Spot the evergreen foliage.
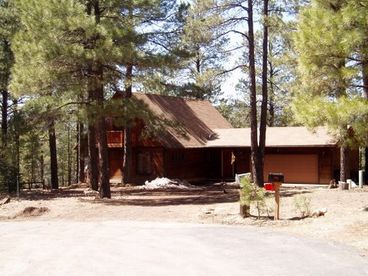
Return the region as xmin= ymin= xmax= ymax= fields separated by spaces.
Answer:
xmin=293 ymin=0 xmax=368 ymax=147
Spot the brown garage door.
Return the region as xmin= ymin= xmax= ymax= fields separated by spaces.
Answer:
xmin=264 ymin=154 xmax=319 ymax=184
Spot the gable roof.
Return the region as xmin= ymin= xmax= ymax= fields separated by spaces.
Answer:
xmin=132 ymin=93 xmax=232 ymax=148
xmin=206 ymin=127 xmax=337 ymax=148
xmin=113 ymin=93 xmax=336 ymax=149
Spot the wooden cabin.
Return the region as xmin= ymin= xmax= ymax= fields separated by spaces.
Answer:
xmin=107 ymin=93 xmax=359 ymax=184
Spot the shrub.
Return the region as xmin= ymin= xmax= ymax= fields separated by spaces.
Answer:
xmin=239 ymin=176 xmax=267 ymax=218
xmin=293 ymin=195 xmax=311 ymax=217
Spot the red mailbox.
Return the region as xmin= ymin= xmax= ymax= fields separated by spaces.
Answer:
xmin=264 ymin=183 xmax=274 ymax=191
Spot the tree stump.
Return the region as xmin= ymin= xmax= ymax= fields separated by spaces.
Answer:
xmin=339 ymin=181 xmax=349 ymax=190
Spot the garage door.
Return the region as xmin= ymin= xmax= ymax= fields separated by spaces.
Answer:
xmin=264 ymin=154 xmax=319 ymax=184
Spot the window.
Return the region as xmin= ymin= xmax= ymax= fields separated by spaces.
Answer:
xmin=137 ymin=151 xmax=152 ymax=175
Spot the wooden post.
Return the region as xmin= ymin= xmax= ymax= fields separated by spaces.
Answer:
xmin=274 ymin=182 xmax=281 ymax=220
xmin=268 ymin=173 xmax=284 ymax=221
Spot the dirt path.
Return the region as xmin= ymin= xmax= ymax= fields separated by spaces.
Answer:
xmin=1 ymin=185 xmax=367 ymax=256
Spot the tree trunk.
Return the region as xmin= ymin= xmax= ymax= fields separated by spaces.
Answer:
xmin=40 ymin=155 xmax=45 ymax=188
xmin=87 ymin=124 xmax=99 ymax=190
xmin=268 ymin=61 xmax=275 ymax=127
xmin=247 ymin=0 xmax=261 ymax=186
xmin=67 ymin=125 xmax=72 ymax=186
xmin=1 ymin=89 xmax=8 ymax=147
xmin=257 ymin=0 xmax=269 ymax=188
xmin=96 ymin=114 xmax=110 ymax=198
xmin=340 ymin=146 xmax=349 ymax=182
xmin=122 ymin=64 xmax=133 ymax=184
xmin=86 ymin=72 xmax=99 ymax=191
xmin=77 ymin=122 xmax=86 ymax=183
xmin=94 ymin=64 xmax=110 ymax=198
xmin=48 ymin=120 xmax=59 ymax=190
xmin=362 ymin=58 xmax=368 ymax=182
xmin=76 ymin=123 xmax=79 ymax=183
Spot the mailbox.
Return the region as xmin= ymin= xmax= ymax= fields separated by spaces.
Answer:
xmin=264 ymin=183 xmax=274 ymax=191
xmin=268 ymin=173 xmax=284 ymax=183
xmin=267 ymin=173 xmax=284 ymax=221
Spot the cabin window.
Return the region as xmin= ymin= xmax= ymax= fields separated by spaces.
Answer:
xmin=171 ymin=151 xmax=184 ymax=162
xmin=137 ymin=151 xmax=152 ymax=175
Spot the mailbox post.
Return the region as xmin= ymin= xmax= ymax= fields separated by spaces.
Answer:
xmin=268 ymin=173 xmax=284 ymax=220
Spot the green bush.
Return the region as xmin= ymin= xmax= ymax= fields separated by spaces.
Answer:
xmin=293 ymin=195 xmax=311 ymax=217
xmin=239 ymin=176 xmax=267 ymax=218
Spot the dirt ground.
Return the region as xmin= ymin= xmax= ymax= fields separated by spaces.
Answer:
xmin=1 ymin=183 xmax=367 ymax=256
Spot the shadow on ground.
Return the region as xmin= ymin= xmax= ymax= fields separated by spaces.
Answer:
xmin=82 ymin=189 xmax=240 ymax=207
xmin=3 ymin=185 xmax=241 ymax=206
xmin=2 ymin=185 xmax=314 ymax=207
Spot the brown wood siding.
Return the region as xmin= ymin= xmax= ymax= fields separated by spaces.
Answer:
xmin=331 ymin=148 xmax=360 ymax=182
xmin=234 ymin=149 xmax=251 ymax=174
xmin=165 ymin=149 xmax=208 ymax=179
xmin=109 ymin=148 xmax=123 ymax=180
xmin=222 ymin=150 xmax=234 ymax=178
xmin=319 ymin=149 xmax=333 ymax=184
xmin=131 ymin=147 xmax=164 ymax=184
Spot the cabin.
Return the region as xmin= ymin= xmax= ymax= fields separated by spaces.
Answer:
xmin=107 ymin=93 xmax=359 ymax=184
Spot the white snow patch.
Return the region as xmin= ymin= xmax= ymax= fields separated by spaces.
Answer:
xmin=141 ymin=177 xmax=196 ymax=190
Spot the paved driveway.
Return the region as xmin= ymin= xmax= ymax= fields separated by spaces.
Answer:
xmin=0 ymin=221 xmax=367 ymax=276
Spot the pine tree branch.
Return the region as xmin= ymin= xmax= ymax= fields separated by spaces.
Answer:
xmin=217 ymin=30 xmax=248 ymax=40
xmin=216 ymin=64 xmax=246 ymax=76
xmin=55 ymin=101 xmax=89 ymax=111
xmin=220 ymin=3 xmax=248 ymax=12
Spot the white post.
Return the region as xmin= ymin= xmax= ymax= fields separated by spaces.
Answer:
xmin=347 ymin=179 xmax=352 ymax=189
xmin=359 ymin=170 xmax=364 ymax=188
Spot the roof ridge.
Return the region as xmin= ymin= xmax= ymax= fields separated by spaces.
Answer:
xmin=133 ymin=92 xmax=212 ymax=103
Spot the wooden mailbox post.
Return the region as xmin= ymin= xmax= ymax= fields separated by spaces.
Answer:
xmin=268 ymin=173 xmax=284 ymax=220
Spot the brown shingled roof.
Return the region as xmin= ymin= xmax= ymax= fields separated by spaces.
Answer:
xmin=114 ymin=93 xmax=336 ymax=149
xmin=207 ymin=127 xmax=337 ymax=148
xmin=132 ymin=93 xmax=232 ymax=148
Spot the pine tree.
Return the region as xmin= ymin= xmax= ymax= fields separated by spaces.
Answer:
xmin=176 ymin=0 xmax=230 ymax=101
xmin=293 ymin=0 xmax=368 ymax=182
xmin=0 ymin=0 xmax=17 ymax=147
xmin=11 ymin=0 xmax=184 ymax=196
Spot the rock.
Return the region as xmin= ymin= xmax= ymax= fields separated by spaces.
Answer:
xmin=0 ymin=197 xmax=10 ymax=205
xmin=203 ymin=208 xmax=214 ymax=214
xmin=311 ymin=208 xmax=328 ymax=217
xmin=19 ymin=207 xmax=49 ymax=217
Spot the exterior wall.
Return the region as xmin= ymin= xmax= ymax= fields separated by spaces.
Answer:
xmin=109 ymin=148 xmax=123 ymax=181
xmin=107 ymin=124 xmax=360 ymax=184
xmin=331 ymin=148 xmax=360 ymax=182
xmin=131 ymin=147 xmax=165 ymax=184
xmin=163 ymin=148 xmax=251 ymax=181
xmin=164 ymin=148 xmax=208 ymax=180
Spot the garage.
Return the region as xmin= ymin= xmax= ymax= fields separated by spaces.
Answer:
xmin=264 ymin=154 xmax=319 ymax=184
